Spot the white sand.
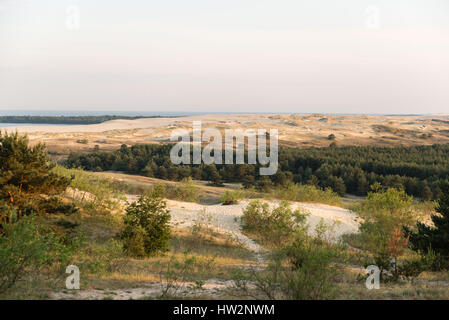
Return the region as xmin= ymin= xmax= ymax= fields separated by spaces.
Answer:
xmin=126 ymin=196 xmax=360 ymax=254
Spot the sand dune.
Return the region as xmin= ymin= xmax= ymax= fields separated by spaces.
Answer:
xmin=4 ymin=113 xmax=449 ymax=156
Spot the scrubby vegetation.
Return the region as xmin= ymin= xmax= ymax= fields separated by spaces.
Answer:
xmin=0 ymin=132 xmax=77 ymax=295
xmin=121 ymin=186 xmax=171 ymax=257
xmin=169 ymin=177 xmax=199 ymax=203
xmin=267 ymin=183 xmax=342 ymax=206
xmin=66 ymin=143 xmax=449 ymax=199
xmin=0 ymin=214 xmax=73 ymax=293
xmin=235 ymin=200 xmax=345 ymax=299
xmin=3 ymin=130 xmax=449 ymax=300
xmin=53 ymin=166 xmax=125 ymax=211
xmin=344 ymin=185 xmax=444 ymax=282
xmin=220 ymin=190 xmax=247 ymax=205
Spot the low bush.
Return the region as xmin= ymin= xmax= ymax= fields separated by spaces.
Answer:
xmin=233 ymin=236 xmax=341 ymax=300
xmin=39 ymin=197 xmax=79 ymax=215
xmin=171 ymin=178 xmax=199 ymax=202
xmin=220 ymin=190 xmax=245 ymax=205
xmin=0 ymin=214 xmax=72 ymax=293
xmin=158 ymin=253 xmax=215 ymax=298
xmin=241 ymin=200 xmax=308 ymax=246
xmin=121 ymin=186 xmax=171 ymax=257
xmin=53 ymin=166 xmax=125 ymax=211
xmin=269 ymin=183 xmax=342 ymax=206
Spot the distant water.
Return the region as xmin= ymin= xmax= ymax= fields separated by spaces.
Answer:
xmin=0 ymin=110 xmax=203 ymax=117
xmin=0 ymin=110 xmax=436 ymax=117
xmin=0 ymin=123 xmax=75 ymax=127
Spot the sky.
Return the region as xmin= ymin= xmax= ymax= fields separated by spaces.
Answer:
xmin=0 ymin=0 xmax=448 ymax=114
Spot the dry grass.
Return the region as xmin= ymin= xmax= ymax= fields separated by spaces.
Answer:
xmin=337 ymin=267 xmax=449 ymax=300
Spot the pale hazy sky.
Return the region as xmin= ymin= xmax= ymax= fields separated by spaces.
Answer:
xmin=0 ymin=0 xmax=448 ymax=114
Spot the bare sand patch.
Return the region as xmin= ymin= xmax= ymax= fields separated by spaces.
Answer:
xmin=126 ymin=197 xmax=360 ymax=255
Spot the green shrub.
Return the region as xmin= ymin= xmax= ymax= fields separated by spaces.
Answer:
xmin=121 ymin=186 xmax=171 ymax=256
xmin=77 ymin=239 xmax=128 ymax=275
xmin=352 ymin=187 xmax=416 ymax=262
xmin=53 ymin=166 xmax=124 ymax=211
xmin=354 ymin=186 xmax=416 ymax=234
xmin=281 ymin=239 xmax=340 ymax=299
xmin=397 ymin=257 xmax=426 ymax=281
xmin=39 ymin=197 xmax=79 ymax=215
xmin=123 ymin=226 xmax=146 ymax=258
xmin=0 ymin=214 xmax=72 ymax=293
xmin=242 ymin=200 xmax=308 ymax=246
xmin=171 ymin=178 xmax=199 ymax=202
xmin=220 ymin=190 xmax=244 ymax=205
xmin=269 ymin=183 xmax=342 ymax=206
xmin=233 ymin=236 xmax=340 ymax=300
xmin=158 ymin=253 xmax=215 ymax=298
xmin=349 ymin=186 xmax=426 ymax=282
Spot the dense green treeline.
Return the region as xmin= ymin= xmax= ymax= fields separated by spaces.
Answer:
xmin=0 ymin=115 xmax=164 ymax=125
xmin=64 ymin=143 xmax=449 ymax=199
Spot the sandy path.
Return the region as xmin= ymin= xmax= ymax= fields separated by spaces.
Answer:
xmin=50 ymin=279 xmax=236 ymax=300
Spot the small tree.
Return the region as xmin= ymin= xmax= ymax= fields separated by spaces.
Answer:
xmin=0 ymin=131 xmax=71 ymax=223
xmin=207 ymin=165 xmax=221 ymax=185
xmin=121 ymin=185 xmax=171 ymax=257
xmin=354 ymin=186 xmax=416 ymax=280
xmin=406 ymin=182 xmax=449 ymax=266
xmin=355 ymin=186 xmax=416 ymax=237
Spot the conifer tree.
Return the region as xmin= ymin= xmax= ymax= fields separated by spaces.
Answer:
xmin=0 ymin=131 xmax=71 ymax=221
xmin=406 ymin=182 xmax=449 ymax=258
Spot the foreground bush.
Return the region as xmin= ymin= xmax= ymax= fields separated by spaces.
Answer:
xmin=233 ymin=232 xmax=341 ymax=300
xmin=121 ymin=186 xmax=171 ymax=257
xmin=0 ymin=213 xmax=72 ymax=293
xmin=351 ymin=185 xmax=424 ymax=281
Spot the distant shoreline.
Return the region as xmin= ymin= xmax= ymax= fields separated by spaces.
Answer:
xmin=0 ymin=115 xmax=178 ymax=125
xmin=0 ymin=110 xmax=447 ymax=118
xmin=0 ymin=112 xmax=448 ymax=127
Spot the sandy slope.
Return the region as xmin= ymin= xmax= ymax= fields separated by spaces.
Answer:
xmin=52 ymin=195 xmax=359 ymax=300
xmin=126 ymin=196 xmax=360 ymax=254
